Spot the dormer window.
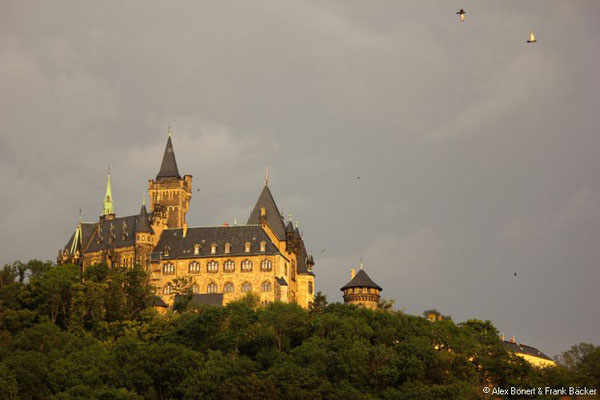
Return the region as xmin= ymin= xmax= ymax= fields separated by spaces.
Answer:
xmin=260 ymin=241 xmax=266 ymax=252
xmin=194 ymin=244 xmax=201 ymax=255
xmin=224 ymin=243 xmax=231 ymax=254
xmin=164 ymin=246 xmax=171 ymax=257
xmin=245 ymin=242 xmax=251 ymax=253
xmin=210 ymin=243 xmax=217 ymax=255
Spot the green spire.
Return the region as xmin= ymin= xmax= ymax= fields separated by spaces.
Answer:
xmin=103 ymin=166 xmax=114 ymax=216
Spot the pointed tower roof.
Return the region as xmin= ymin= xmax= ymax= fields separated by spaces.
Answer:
xmin=136 ymin=204 xmax=152 ymax=233
xmin=341 ymin=269 xmax=382 ymax=291
xmin=156 ymin=134 xmax=181 ymax=180
xmin=103 ymin=167 xmax=114 ymax=215
xmin=247 ymin=184 xmax=286 ymax=240
xmin=285 ymin=220 xmax=295 ymax=234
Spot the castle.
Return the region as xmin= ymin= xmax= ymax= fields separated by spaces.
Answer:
xmin=58 ymin=128 xmax=315 ymax=308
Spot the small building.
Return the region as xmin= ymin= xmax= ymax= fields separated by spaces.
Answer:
xmin=340 ymin=260 xmax=382 ymax=309
xmin=501 ymin=335 xmax=556 ymax=368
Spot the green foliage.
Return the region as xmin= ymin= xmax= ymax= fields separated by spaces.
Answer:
xmin=0 ymin=259 xmax=597 ymax=399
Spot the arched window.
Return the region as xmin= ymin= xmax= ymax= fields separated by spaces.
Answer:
xmin=241 ymin=259 xmax=253 ymax=272
xmin=207 ymin=261 xmax=218 ymax=273
xmin=207 ymin=282 xmax=218 ymax=293
xmin=189 ymin=261 xmax=201 ymax=274
xmin=163 ymin=246 xmax=171 ymax=257
xmin=241 ymin=282 xmax=252 ymax=293
xmin=261 ymin=281 xmax=272 ymax=292
xmin=224 ymin=282 xmax=234 ymax=293
xmin=192 ymin=284 xmax=199 ymax=294
xmin=163 ymin=263 xmax=175 ymax=275
xmin=194 ymin=244 xmax=201 ymax=255
xmin=308 ymin=281 xmax=313 ymax=295
xmin=260 ymin=260 xmax=272 ymax=272
xmin=210 ymin=243 xmax=217 ymax=255
xmin=244 ymin=242 xmax=251 ymax=253
xmin=224 ymin=243 xmax=231 ymax=254
xmin=223 ymin=260 xmax=235 ymax=273
xmin=163 ymin=284 xmax=173 ymax=295
xmin=260 ymin=241 xmax=266 ymax=252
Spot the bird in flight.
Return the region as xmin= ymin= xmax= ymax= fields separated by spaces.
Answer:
xmin=527 ymin=32 xmax=537 ymax=43
xmin=320 ymin=249 xmax=326 ymax=253
xmin=514 ymin=272 xmax=517 ymax=277
xmin=356 ymin=176 xmax=360 ymax=180
xmin=457 ymin=9 xmax=466 ymax=22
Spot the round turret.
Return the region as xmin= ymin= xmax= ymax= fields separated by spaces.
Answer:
xmin=340 ymin=261 xmax=382 ymax=309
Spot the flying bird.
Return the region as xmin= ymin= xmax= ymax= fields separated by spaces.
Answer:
xmin=514 ymin=272 xmax=517 ymax=277
xmin=457 ymin=9 xmax=466 ymax=22
xmin=527 ymin=32 xmax=537 ymax=43
xmin=320 ymin=249 xmax=326 ymax=253
xmin=356 ymin=176 xmax=360 ymax=180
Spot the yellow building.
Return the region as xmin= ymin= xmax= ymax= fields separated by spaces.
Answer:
xmin=340 ymin=261 xmax=382 ymax=309
xmin=501 ymin=336 xmax=557 ymax=368
xmin=59 ymin=129 xmax=316 ymax=309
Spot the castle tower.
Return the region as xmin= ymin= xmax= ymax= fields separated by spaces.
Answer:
xmin=148 ymin=127 xmax=192 ymax=229
xmin=134 ymin=200 xmax=154 ymax=270
xmin=341 ymin=260 xmax=382 ymax=309
xmin=102 ymin=167 xmax=115 ymax=220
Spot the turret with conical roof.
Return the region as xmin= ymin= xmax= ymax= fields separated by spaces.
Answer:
xmin=341 ymin=260 xmax=382 ymax=309
xmin=135 ymin=204 xmax=152 ymax=233
xmin=148 ymin=126 xmax=192 ymax=229
xmin=247 ymin=183 xmax=286 ymax=241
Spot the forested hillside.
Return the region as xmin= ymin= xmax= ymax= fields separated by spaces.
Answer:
xmin=0 ymin=261 xmax=597 ymax=399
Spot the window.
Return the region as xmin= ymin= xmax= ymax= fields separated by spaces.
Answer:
xmin=291 ymin=260 xmax=296 ymax=281
xmin=245 ymin=242 xmax=251 ymax=253
xmin=189 ymin=261 xmax=201 ymax=274
xmin=207 ymin=261 xmax=218 ymax=273
xmin=224 ymin=282 xmax=234 ymax=293
xmin=194 ymin=244 xmax=201 ymax=255
xmin=223 ymin=260 xmax=235 ymax=273
xmin=261 ymin=281 xmax=272 ymax=292
xmin=241 ymin=282 xmax=252 ymax=293
xmin=284 ymin=263 xmax=288 ymax=276
xmin=163 ymin=263 xmax=175 ymax=275
xmin=207 ymin=282 xmax=218 ymax=293
xmin=163 ymin=246 xmax=170 ymax=257
xmin=260 ymin=241 xmax=266 ymax=252
xmin=308 ymin=281 xmax=313 ymax=295
xmin=192 ymin=284 xmax=199 ymax=294
xmin=210 ymin=243 xmax=217 ymax=255
xmin=260 ymin=260 xmax=272 ymax=272
xmin=224 ymin=243 xmax=231 ymax=254
xmin=241 ymin=259 xmax=253 ymax=272
xmin=163 ymin=284 xmax=173 ymax=295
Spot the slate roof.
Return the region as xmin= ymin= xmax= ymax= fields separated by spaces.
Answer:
xmin=64 ymin=222 xmax=96 ymax=253
xmin=247 ymin=185 xmax=286 ymax=240
xmin=340 ymin=269 xmax=382 ymax=291
xmin=156 ymin=136 xmax=181 ymax=179
xmin=153 ymin=296 xmax=168 ymax=308
xmin=81 ymin=212 xmax=153 ymax=253
xmin=175 ymin=293 xmax=224 ymax=307
xmin=154 ymin=225 xmax=281 ymax=259
xmin=276 ymin=276 xmax=288 ymax=286
xmin=296 ymin=239 xmax=313 ymax=275
xmin=502 ymin=340 xmax=554 ymax=361
xmin=135 ymin=205 xmax=153 ymax=233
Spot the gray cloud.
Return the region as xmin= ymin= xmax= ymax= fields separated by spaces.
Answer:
xmin=1 ymin=0 xmax=599 ymax=356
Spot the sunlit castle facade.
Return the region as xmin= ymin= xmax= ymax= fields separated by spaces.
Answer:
xmin=58 ymin=127 xmax=316 ymax=308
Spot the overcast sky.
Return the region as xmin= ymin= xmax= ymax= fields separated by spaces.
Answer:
xmin=2 ymin=1 xmax=599 ymax=356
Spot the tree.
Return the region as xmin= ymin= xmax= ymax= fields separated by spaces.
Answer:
xmin=308 ymin=291 xmax=328 ymax=314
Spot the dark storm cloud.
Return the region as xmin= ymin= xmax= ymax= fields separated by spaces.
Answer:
xmin=1 ymin=1 xmax=599 ymax=356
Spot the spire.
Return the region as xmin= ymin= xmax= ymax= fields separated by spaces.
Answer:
xmin=103 ymin=166 xmax=114 ymax=216
xmin=359 ymin=258 xmax=364 ymax=270
xmin=265 ymin=165 xmax=269 ymax=186
xmin=156 ymin=127 xmax=181 ymax=179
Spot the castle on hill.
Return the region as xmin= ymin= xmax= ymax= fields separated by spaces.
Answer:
xmin=58 ymin=128 xmax=315 ymax=308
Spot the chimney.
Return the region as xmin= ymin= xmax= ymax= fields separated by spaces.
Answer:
xmin=350 ymin=268 xmax=356 ymax=279
xmin=500 ymin=333 xmax=505 ymax=342
xmin=223 ymin=222 xmax=229 ymax=227
xmin=509 ymin=335 xmax=516 ymax=343
xmin=182 ymin=223 xmax=188 ymax=238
